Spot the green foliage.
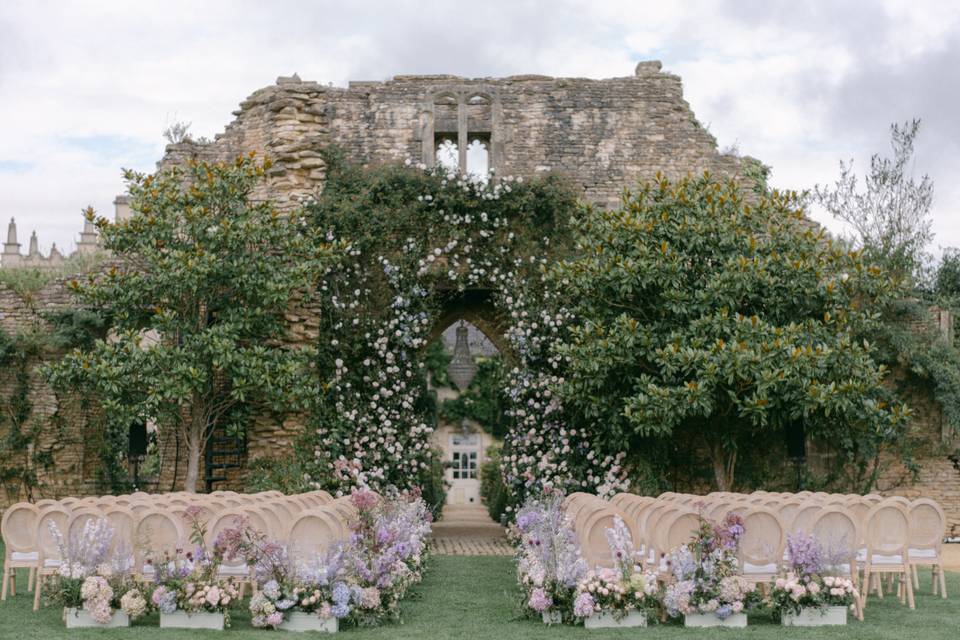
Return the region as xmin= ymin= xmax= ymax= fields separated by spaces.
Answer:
xmin=479 ymin=446 xmax=508 ymax=522
xmin=296 ymin=149 xmax=577 ymax=497
xmin=814 ymin=119 xmax=933 ymax=284
xmin=44 ymin=155 xmax=335 ymax=491
xmin=244 ymin=456 xmax=313 ymax=494
xmin=0 ymin=328 xmax=49 ymax=500
xmin=0 ymin=252 xmax=105 ymax=300
xmin=438 ymin=356 xmax=508 ymax=438
xmin=419 ymin=447 xmax=449 ymax=520
xmin=424 ymin=339 xmax=452 ymax=387
xmin=553 ymin=173 xmax=909 ymax=490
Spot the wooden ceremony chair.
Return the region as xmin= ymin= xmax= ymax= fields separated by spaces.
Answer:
xmin=908 ymin=498 xmax=948 ymax=599
xmin=32 ymin=506 xmax=70 ymax=610
xmin=862 ymin=502 xmax=914 ymax=610
xmin=1 ymin=502 xmax=40 ymax=601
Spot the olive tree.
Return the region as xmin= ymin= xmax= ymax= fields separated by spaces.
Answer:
xmin=47 ymin=155 xmax=333 ymax=491
xmin=554 ymin=173 xmax=908 ymax=490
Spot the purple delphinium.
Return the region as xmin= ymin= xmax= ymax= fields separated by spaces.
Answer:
xmin=786 ymin=532 xmax=823 ymax=577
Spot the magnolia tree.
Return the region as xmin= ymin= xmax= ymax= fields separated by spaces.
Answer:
xmin=47 ymin=156 xmax=333 ymax=491
xmin=552 ymin=173 xmax=909 ymax=490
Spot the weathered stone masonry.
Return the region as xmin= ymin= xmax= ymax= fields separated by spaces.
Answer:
xmin=2 ymin=64 xmax=957 ymax=530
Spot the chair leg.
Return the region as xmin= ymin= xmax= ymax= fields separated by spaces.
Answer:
xmin=32 ymin=574 xmax=42 ymax=611
xmin=1 ymin=565 xmax=9 ymax=602
xmin=932 ymin=565 xmax=939 ymax=596
xmin=27 ymin=567 xmax=35 ymax=592
xmin=862 ymin=567 xmax=871 ymax=608
xmin=8 ymin=570 xmax=14 ymax=598
xmin=876 ymin=571 xmax=884 ymax=599
xmin=938 ymin=563 xmax=947 ymax=599
xmin=912 ymin=564 xmax=920 ymax=590
xmin=905 ymin=568 xmax=915 ymax=610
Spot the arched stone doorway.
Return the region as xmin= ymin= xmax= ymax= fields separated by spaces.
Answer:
xmin=426 ymin=289 xmax=508 ymax=506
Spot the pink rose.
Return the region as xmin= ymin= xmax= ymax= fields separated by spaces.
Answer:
xmin=206 ymin=586 xmax=221 ymax=606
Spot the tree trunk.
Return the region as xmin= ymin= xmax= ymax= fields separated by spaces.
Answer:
xmin=184 ymin=436 xmax=201 ymax=493
xmin=711 ymin=453 xmax=729 ymax=491
xmin=182 ymin=400 xmax=207 ymax=493
xmin=710 ymin=442 xmax=737 ymax=492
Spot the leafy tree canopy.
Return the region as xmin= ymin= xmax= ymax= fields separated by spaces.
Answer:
xmin=553 ymin=173 xmax=909 ymax=490
xmin=45 ymin=155 xmax=335 ymax=491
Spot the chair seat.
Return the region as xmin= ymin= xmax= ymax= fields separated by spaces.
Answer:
xmin=43 ymin=559 xmax=61 ymax=568
xmin=908 ymin=548 xmax=938 ymax=560
xmin=10 ymin=552 xmax=39 ymax=562
xmin=743 ymin=562 xmax=778 ymax=575
xmin=869 ymin=554 xmax=904 ymax=565
xmin=218 ymin=564 xmax=249 ymax=577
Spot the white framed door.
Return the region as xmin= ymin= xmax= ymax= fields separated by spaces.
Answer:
xmin=448 ymin=432 xmax=481 ymax=504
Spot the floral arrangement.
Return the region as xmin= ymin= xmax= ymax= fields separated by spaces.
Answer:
xmin=770 ymin=533 xmax=859 ymax=616
xmin=571 ymin=516 xmax=660 ymax=622
xmin=511 ymin=492 xmax=587 ymax=622
xmin=214 ymin=514 xmax=354 ymax=629
xmin=340 ymin=488 xmax=432 ymax=626
xmin=46 ymin=517 xmax=147 ymax=624
xmin=663 ymin=513 xmax=758 ymax=620
xmin=147 ymin=507 xmax=240 ymax=622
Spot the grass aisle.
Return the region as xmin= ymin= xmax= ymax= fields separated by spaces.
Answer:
xmin=0 ymin=554 xmax=958 ymax=639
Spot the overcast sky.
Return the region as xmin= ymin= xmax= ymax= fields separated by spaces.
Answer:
xmin=1 ymin=0 xmax=958 ymax=256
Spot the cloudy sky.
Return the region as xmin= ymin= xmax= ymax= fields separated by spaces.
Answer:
xmin=1 ymin=0 xmax=958 ymax=256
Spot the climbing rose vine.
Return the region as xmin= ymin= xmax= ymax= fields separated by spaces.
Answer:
xmin=298 ymin=151 xmax=627 ymax=507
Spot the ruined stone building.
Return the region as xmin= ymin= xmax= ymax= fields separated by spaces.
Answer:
xmin=1 ymin=63 xmax=957 ymax=529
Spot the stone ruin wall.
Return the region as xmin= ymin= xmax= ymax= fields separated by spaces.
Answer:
xmin=0 ymin=279 xmax=104 ymax=505
xmin=1 ymin=64 xmax=957 ymax=519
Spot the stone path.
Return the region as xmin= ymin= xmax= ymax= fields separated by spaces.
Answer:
xmin=430 ymin=504 xmax=513 ymax=556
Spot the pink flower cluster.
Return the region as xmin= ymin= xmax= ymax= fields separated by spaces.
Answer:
xmin=80 ymin=576 xmax=113 ymax=624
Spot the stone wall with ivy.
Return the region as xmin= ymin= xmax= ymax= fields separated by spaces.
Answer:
xmin=0 ymin=279 xmax=102 ymax=505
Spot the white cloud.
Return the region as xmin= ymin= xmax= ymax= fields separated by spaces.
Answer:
xmin=1 ymin=0 xmax=959 ymax=256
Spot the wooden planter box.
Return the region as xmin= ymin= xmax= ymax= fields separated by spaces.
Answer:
xmin=64 ymin=607 xmax=129 ymax=628
xmin=279 ymin=612 xmax=339 ymax=633
xmin=160 ymin=610 xmax=226 ymax=630
xmin=782 ymin=606 xmax=848 ymax=626
xmin=542 ymin=610 xmax=562 ymax=625
xmin=584 ymin=610 xmax=647 ymax=629
xmin=684 ymin=612 xmax=747 ymax=628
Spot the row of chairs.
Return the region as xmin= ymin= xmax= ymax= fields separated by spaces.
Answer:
xmin=563 ymin=490 xmax=949 ymax=618
xmin=1 ymin=489 xmax=358 ymax=611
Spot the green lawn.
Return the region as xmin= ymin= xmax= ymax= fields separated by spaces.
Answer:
xmin=0 ymin=552 xmax=958 ymax=639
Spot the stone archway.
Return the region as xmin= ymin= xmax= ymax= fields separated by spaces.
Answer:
xmin=425 ymin=288 xmax=513 ymax=363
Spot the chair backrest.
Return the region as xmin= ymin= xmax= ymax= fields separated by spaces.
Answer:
xmin=65 ymin=509 xmax=107 ymax=550
xmin=775 ymin=499 xmax=806 ymax=532
xmin=102 ymin=507 xmax=137 ymax=558
xmin=287 ymin=508 xmax=346 ymax=562
xmin=865 ymin=503 xmax=910 ymax=557
xmin=908 ymin=498 xmax=945 ymax=551
xmin=1 ymin=502 xmax=40 ymax=553
xmin=135 ymin=510 xmax=184 ymax=559
xmin=36 ymin=506 xmax=71 ymax=562
xmin=790 ymin=503 xmax=821 ymax=534
xmin=809 ymin=507 xmax=859 ymax=571
xmin=740 ymin=507 xmax=784 ymax=567
xmin=660 ymin=510 xmax=701 ymax=557
xmin=579 ymin=507 xmax=620 ymax=569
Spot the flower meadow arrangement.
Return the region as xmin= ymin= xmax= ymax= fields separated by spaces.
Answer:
xmin=213 ymin=514 xmax=354 ymax=629
xmin=512 ymin=494 xmax=658 ymax=626
xmin=46 ymin=517 xmax=148 ymax=626
xmin=148 ymin=507 xmax=240 ymax=625
xmin=770 ymin=532 xmax=859 ymax=622
xmin=512 ymin=493 xmax=587 ymax=623
xmin=341 ymin=488 xmax=432 ymax=626
xmin=663 ymin=513 xmax=758 ymax=622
